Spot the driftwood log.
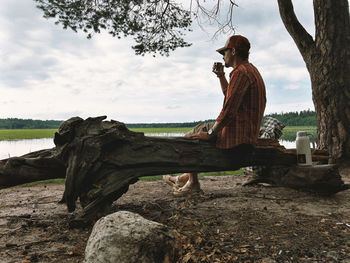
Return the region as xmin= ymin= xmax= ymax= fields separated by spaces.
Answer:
xmin=0 ymin=116 xmax=348 ymax=225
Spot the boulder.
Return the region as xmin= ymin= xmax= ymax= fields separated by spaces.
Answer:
xmin=84 ymin=211 xmax=178 ymax=263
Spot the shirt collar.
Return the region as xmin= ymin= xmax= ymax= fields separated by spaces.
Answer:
xmin=229 ymin=60 xmax=249 ymax=77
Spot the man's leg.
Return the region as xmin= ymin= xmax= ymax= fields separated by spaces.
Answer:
xmin=162 ymin=122 xmax=214 ymax=195
xmin=163 ymin=173 xmax=189 ymax=188
xmin=162 ymin=129 xmax=194 ymax=189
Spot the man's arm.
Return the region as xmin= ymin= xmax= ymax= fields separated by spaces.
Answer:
xmin=191 ymin=70 xmax=250 ymax=141
xmin=212 ymin=70 xmax=251 ymax=134
xmin=217 ymin=73 xmax=228 ymax=95
xmin=212 ymin=64 xmax=228 ymax=95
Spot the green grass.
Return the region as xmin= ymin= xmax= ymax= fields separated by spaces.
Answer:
xmin=0 ymin=126 xmax=317 ymax=141
xmin=0 ymin=129 xmax=57 ymax=141
xmin=139 ymin=169 xmax=244 ymax=181
xmin=20 ymin=169 xmax=244 ymax=186
xmin=283 ymin=126 xmax=316 ymax=131
xmin=281 ymin=126 xmax=316 ymax=142
xmin=21 ymin=178 xmax=65 ymax=187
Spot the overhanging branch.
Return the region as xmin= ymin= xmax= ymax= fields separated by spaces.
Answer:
xmin=277 ymin=0 xmax=315 ymax=61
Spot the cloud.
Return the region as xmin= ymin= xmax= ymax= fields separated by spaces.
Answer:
xmin=0 ymin=0 xmax=315 ymax=122
xmin=266 ymin=101 xmax=315 ymax=114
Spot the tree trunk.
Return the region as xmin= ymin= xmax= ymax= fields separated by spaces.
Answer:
xmin=277 ymin=0 xmax=350 ymax=164
xmin=53 ymin=117 xmax=347 ymax=225
xmin=0 ymin=148 xmax=65 ymax=189
xmin=52 ymin=116 xmax=296 ymax=225
xmin=1 ymin=116 xmax=348 ymax=226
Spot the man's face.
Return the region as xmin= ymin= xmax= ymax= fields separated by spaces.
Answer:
xmin=223 ymin=48 xmax=235 ymax=67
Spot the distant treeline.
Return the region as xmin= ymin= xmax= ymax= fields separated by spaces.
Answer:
xmin=264 ymin=110 xmax=316 ymax=126
xmin=127 ymin=110 xmax=316 ymax=128
xmin=0 ymin=118 xmax=63 ymax=129
xmin=0 ymin=110 xmax=316 ymax=129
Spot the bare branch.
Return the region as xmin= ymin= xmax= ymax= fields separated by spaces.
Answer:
xmin=190 ymin=0 xmax=238 ymax=39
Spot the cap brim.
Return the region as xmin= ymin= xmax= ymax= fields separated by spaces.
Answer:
xmin=216 ymin=47 xmax=227 ymax=55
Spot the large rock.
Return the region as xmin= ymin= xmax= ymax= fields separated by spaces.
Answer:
xmin=84 ymin=211 xmax=178 ymax=263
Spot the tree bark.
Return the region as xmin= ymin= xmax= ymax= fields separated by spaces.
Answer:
xmin=53 ymin=117 xmax=347 ymax=225
xmin=1 ymin=116 xmax=348 ymax=225
xmin=52 ymin=116 xmax=297 ymax=225
xmin=277 ymin=0 xmax=350 ymax=164
xmin=0 ymin=148 xmax=65 ymax=189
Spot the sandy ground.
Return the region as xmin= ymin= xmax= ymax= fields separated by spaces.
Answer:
xmin=0 ymin=169 xmax=349 ymax=263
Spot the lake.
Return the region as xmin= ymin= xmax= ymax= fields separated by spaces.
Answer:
xmin=0 ymin=133 xmax=297 ymax=160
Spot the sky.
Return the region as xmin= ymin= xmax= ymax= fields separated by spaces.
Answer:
xmin=0 ymin=0 xmax=315 ymax=123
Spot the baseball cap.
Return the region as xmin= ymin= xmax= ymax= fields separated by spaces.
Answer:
xmin=216 ymin=35 xmax=251 ymax=55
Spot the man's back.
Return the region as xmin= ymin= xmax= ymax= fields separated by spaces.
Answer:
xmin=216 ymin=61 xmax=266 ymax=149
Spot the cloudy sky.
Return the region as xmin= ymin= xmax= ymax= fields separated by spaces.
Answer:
xmin=0 ymin=0 xmax=315 ymax=123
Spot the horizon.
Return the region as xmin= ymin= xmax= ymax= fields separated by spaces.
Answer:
xmin=0 ymin=109 xmax=315 ymax=124
xmin=1 ymin=0 xmax=315 ymax=122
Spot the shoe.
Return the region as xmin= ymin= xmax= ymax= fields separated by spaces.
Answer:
xmin=162 ymin=175 xmax=185 ymax=189
xmin=173 ymin=181 xmax=203 ymax=197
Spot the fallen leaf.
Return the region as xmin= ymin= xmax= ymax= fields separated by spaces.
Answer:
xmin=193 ymin=221 xmax=200 ymax=226
xmin=184 ymin=221 xmax=192 ymax=227
xmin=234 ymin=248 xmax=249 ymax=253
xmin=182 ymin=252 xmax=192 ymax=263
xmin=194 ymin=235 xmax=202 ymax=245
xmin=67 ymin=249 xmax=84 ymax=256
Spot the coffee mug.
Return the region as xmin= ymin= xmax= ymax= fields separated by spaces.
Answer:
xmin=214 ymin=62 xmax=223 ymax=73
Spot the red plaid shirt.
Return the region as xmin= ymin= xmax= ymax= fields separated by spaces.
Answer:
xmin=216 ymin=61 xmax=266 ymax=149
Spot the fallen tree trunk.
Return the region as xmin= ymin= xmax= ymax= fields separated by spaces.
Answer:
xmin=0 ymin=116 xmax=348 ymax=225
xmin=0 ymin=148 xmax=65 ymax=188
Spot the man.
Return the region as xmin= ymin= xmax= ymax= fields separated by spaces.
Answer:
xmin=163 ymin=35 xmax=266 ymax=196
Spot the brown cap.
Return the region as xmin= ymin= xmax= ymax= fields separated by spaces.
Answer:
xmin=216 ymin=35 xmax=251 ymax=55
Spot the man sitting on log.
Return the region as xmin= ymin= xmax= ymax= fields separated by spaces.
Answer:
xmin=163 ymin=35 xmax=267 ymax=196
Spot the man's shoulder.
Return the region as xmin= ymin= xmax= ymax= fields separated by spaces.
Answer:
xmin=233 ymin=62 xmax=250 ymax=76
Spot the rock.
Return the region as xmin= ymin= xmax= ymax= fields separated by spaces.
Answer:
xmin=84 ymin=211 xmax=178 ymax=263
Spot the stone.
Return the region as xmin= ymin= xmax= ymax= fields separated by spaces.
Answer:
xmin=84 ymin=211 xmax=178 ymax=263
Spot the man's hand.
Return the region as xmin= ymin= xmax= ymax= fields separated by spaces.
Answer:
xmin=189 ymin=131 xmax=211 ymax=140
xmin=212 ymin=63 xmax=225 ymax=78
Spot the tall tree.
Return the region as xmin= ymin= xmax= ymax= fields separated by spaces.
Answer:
xmin=35 ymin=0 xmax=350 ymax=163
xmin=277 ymin=0 xmax=350 ymax=164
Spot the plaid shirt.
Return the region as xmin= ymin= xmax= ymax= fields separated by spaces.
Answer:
xmin=216 ymin=61 xmax=266 ymax=149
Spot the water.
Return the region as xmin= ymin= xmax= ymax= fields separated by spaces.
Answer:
xmin=0 ymin=138 xmax=55 ymax=159
xmin=0 ymin=134 xmax=297 ymax=159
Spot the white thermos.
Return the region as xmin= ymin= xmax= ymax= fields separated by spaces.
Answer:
xmin=296 ymin=131 xmax=315 ymax=166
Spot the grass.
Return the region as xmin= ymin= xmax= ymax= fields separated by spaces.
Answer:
xmin=21 ymin=169 xmax=244 ymax=187
xmin=21 ymin=178 xmax=65 ymax=187
xmin=0 ymin=126 xmax=316 ymax=141
xmin=281 ymin=126 xmax=316 ymax=142
xmin=0 ymin=129 xmax=57 ymax=141
xmin=139 ymin=169 xmax=244 ymax=181
xmin=129 ymin=127 xmax=192 ymax=134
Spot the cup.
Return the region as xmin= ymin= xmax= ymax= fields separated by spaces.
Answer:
xmin=214 ymin=62 xmax=223 ymax=73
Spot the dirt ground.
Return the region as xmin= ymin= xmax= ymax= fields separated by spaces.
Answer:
xmin=1 ymin=169 xmax=350 ymax=263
